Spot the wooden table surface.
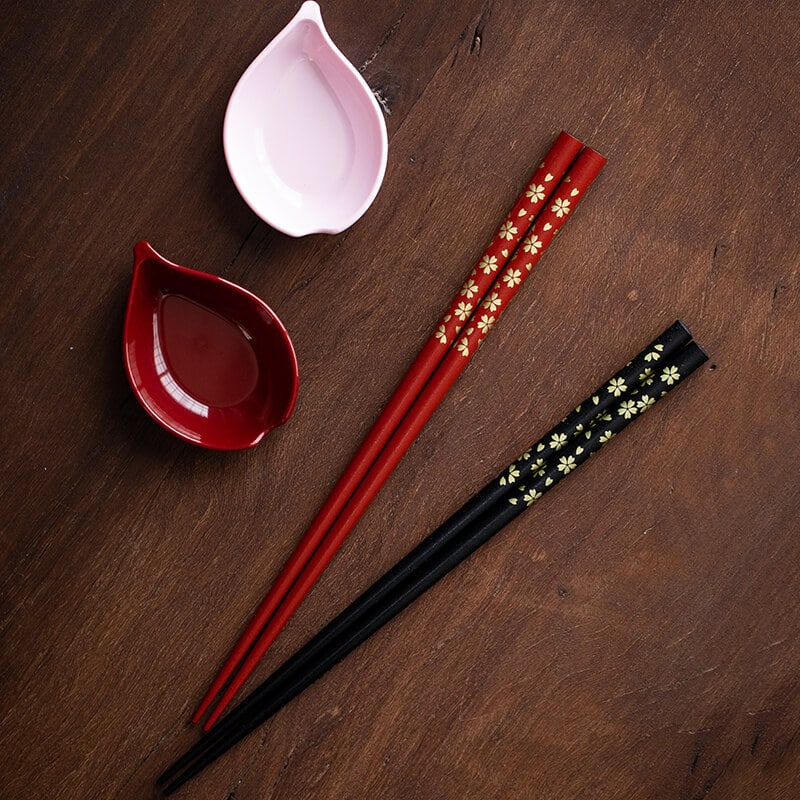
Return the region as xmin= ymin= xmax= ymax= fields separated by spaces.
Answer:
xmin=2 ymin=1 xmax=799 ymax=798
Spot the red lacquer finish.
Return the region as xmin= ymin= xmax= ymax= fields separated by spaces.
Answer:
xmin=122 ymin=241 xmax=298 ymax=450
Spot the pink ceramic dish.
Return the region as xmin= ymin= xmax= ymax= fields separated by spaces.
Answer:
xmin=223 ymin=1 xmax=388 ymax=237
xmin=123 ymin=242 xmax=299 ymax=450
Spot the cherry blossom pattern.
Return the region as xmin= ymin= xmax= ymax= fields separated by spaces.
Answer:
xmin=557 ymin=455 xmax=577 ymax=474
xmin=618 ymin=399 xmax=637 ymax=419
xmin=551 ymin=198 xmax=571 ymax=217
xmin=479 ymin=255 xmax=499 ymax=274
xmin=432 ymin=313 xmax=453 ymax=344
xmin=454 ymin=301 xmax=473 ymax=321
xmin=498 ymin=221 xmax=518 ymax=241
xmin=460 ymin=278 xmax=479 ymax=300
xmin=482 ymin=292 xmax=502 ymax=313
xmin=498 ymin=464 xmax=521 ymax=486
xmin=530 ymin=457 xmax=546 ymax=476
xmin=608 ymin=377 xmax=627 ymax=396
xmin=523 ymin=488 xmax=543 ymax=506
xmin=525 ymin=183 xmax=546 ymax=203
xmin=637 ymin=394 xmax=656 ymax=412
xmin=476 ymin=314 xmax=495 ymax=334
xmin=502 ymin=268 xmax=523 ymax=288
xmin=661 ymin=365 xmax=680 ymax=385
xmin=522 ymin=234 xmax=543 ymax=255
xmin=644 ymin=343 xmax=665 ymax=362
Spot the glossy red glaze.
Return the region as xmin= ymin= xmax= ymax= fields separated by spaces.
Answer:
xmin=123 ymin=241 xmax=299 ymax=450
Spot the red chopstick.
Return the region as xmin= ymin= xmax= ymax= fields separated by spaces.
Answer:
xmin=203 ymin=146 xmax=606 ymax=727
xmin=192 ymin=133 xmax=582 ymax=729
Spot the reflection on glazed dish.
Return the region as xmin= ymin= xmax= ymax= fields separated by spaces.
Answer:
xmin=152 ymin=310 xmax=210 ymax=420
xmin=224 ymin=1 xmax=388 ymax=236
xmin=159 ymin=295 xmax=260 ymax=409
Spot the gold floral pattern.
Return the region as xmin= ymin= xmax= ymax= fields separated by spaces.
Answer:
xmin=644 ymin=343 xmax=665 ymax=362
xmin=498 ymin=325 xmax=704 ymax=513
xmin=636 ymin=394 xmax=655 ymax=412
xmin=434 ymin=324 xmax=447 ymax=344
xmin=457 ymin=336 xmax=470 ymax=357
xmin=661 ymin=365 xmax=679 ymax=385
xmin=551 ymin=198 xmax=571 ymax=217
xmin=523 ymin=488 xmax=542 ymax=506
xmin=608 ymin=377 xmax=627 ymax=397
xmin=557 ymin=455 xmax=576 ymax=474
xmin=619 ymin=399 xmax=637 ymax=419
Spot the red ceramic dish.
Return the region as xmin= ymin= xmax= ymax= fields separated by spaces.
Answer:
xmin=123 ymin=241 xmax=299 ymax=450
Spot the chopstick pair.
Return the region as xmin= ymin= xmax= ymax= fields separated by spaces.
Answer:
xmin=194 ymin=132 xmax=607 ymax=728
xmin=159 ymin=322 xmax=708 ymax=793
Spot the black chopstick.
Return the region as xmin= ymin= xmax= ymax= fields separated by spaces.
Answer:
xmin=157 ymin=321 xmax=692 ymax=786
xmin=159 ymin=331 xmax=707 ymax=793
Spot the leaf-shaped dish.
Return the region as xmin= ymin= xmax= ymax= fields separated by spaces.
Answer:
xmin=123 ymin=241 xmax=299 ymax=450
xmin=223 ymin=1 xmax=388 ymax=236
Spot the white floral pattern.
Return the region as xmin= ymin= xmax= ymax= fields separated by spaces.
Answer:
xmin=479 ymin=254 xmax=499 ymax=274
xmin=525 ymin=183 xmax=545 ymax=202
xmin=522 ymin=234 xmax=543 ymax=254
xmin=498 ymin=221 xmax=518 ymax=241
xmin=477 ymin=314 xmax=495 ymax=334
xmin=482 ymin=292 xmax=502 ymax=312
xmin=454 ymin=301 xmax=473 ymax=321
xmin=460 ymin=278 xmax=479 ymax=299
xmin=551 ymin=198 xmax=571 ymax=217
xmin=502 ymin=268 xmax=522 ymax=288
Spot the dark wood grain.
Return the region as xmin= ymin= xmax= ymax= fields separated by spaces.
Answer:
xmin=1 ymin=1 xmax=799 ymax=798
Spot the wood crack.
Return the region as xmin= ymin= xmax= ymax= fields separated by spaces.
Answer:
xmin=360 ymin=14 xmax=405 ymax=72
